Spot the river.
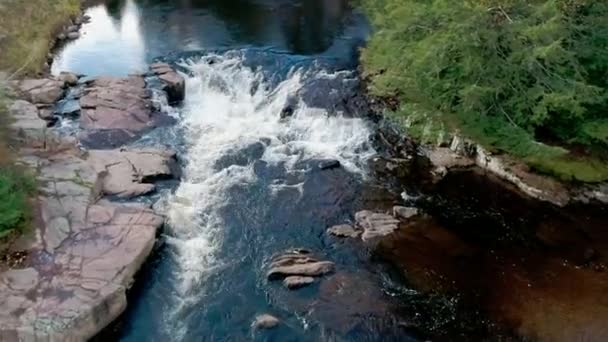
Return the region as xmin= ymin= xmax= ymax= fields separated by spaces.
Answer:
xmin=51 ymin=1 xmax=608 ymax=341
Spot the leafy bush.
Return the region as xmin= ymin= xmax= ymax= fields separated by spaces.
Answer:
xmin=361 ymin=0 xmax=608 ymax=182
xmin=0 ymin=168 xmax=36 ymax=238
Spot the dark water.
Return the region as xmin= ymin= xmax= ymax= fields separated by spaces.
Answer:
xmin=52 ymin=0 xmax=367 ymax=76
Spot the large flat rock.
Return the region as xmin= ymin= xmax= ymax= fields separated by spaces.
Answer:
xmin=0 ymin=150 xmax=164 ymax=341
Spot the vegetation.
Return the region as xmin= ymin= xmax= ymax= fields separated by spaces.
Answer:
xmin=0 ymin=0 xmax=80 ymax=75
xmin=361 ymin=0 xmax=608 ymax=182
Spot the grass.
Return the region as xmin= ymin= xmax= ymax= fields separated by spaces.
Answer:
xmin=0 ymin=0 xmax=81 ymax=76
xmin=0 ymin=0 xmax=79 ymax=240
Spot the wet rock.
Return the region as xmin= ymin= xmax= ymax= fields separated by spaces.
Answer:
xmin=355 ymin=210 xmax=400 ymax=243
xmin=88 ymin=148 xmax=178 ymax=199
xmin=267 ymin=250 xmax=335 ymax=280
xmin=318 ymin=159 xmax=341 ymax=170
xmin=80 ymin=75 xmax=154 ymax=137
xmin=67 ymin=32 xmax=80 ymax=40
xmin=214 ymin=141 xmax=265 ymax=170
xmin=82 ymin=15 xmax=92 ymax=23
xmin=57 ymin=71 xmax=79 ymax=86
xmin=150 ymin=62 xmax=185 ymax=103
xmin=57 ymin=33 xmax=67 ymax=40
xmin=10 ymin=78 xmax=65 ymax=104
xmin=66 ymin=25 xmax=79 ymax=33
xmin=38 ymin=107 xmax=55 ymax=121
xmin=393 ymin=206 xmax=419 ymax=221
xmin=327 ymin=224 xmax=360 ymax=238
xmin=55 ymin=99 xmax=81 ymax=117
xmin=253 ymin=314 xmax=280 ymax=329
xmin=283 ymin=276 xmax=315 ymax=289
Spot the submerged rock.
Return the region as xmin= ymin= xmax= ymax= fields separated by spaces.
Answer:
xmin=318 ymin=159 xmax=341 ymax=170
xmin=253 ymin=314 xmax=280 ymax=329
xmin=327 ymin=224 xmax=360 ymax=238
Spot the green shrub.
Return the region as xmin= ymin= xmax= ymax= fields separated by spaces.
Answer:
xmin=361 ymin=0 xmax=608 ymax=182
xmin=0 ymin=168 xmax=36 ymax=238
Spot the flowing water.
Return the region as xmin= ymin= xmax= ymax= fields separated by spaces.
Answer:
xmin=52 ymin=1 xmax=608 ymax=341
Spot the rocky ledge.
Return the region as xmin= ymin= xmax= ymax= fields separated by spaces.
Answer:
xmin=1 ymin=66 xmax=183 ymax=341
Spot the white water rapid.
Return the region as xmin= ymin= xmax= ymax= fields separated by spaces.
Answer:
xmin=162 ymin=53 xmax=376 ymax=334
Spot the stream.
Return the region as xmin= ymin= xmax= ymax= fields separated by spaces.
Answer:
xmin=51 ymin=1 xmax=608 ymax=341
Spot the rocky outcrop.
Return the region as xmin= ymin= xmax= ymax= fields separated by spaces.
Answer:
xmin=150 ymin=62 xmax=185 ymax=103
xmin=88 ymin=148 xmax=178 ymax=199
xmin=267 ymin=250 xmax=335 ymax=288
xmin=252 ymin=314 xmax=279 ymax=329
xmin=10 ymin=78 xmax=65 ymax=105
xmin=327 ymin=224 xmax=360 ymax=238
xmin=355 ymin=210 xmax=400 ymax=244
xmin=9 ymin=99 xmax=74 ymax=150
xmin=1 ymin=148 xmax=164 ymax=341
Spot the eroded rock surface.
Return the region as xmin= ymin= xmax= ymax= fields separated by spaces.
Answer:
xmin=355 ymin=210 xmax=400 ymax=243
xmin=10 ymin=78 xmax=65 ymax=105
xmin=327 ymin=224 xmax=360 ymax=238
xmin=1 ymin=108 xmax=166 ymax=340
xmin=267 ymin=250 xmax=335 ymax=283
xmin=150 ymin=62 xmax=185 ymax=103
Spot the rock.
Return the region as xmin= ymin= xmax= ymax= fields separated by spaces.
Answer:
xmin=10 ymin=78 xmax=65 ymax=104
xmin=38 ymin=107 xmax=55 ymax=121
xmin=55 ymin=99 xmax=81 ymax=117
xmin=214 ymin=141 xmax=266 ymax=170
xmin=150 ymin=63 xmax=185 ymax=103
xmin=82 ymin=15 xmax=92 ymax=23
xmin=74 ymin=16 xmax=83 ymax=25
xmin=393 ymin=206 xmax=419 ymax=220
xmin=327 ymin=224 xmax=360 ymax=238
xmin=57 ymin=71 xmax=79 ymax=86
xmin=79 ymin=75 xmax=155 ymax=139
xmin=355 ymin=210 xmax=400 ymax=243
xmin=88 ymin=148 xmax=178 ymax=198
xmin=9 ymin=100 xmax=47 ymax=148
xmin=67 ymin=32 xmax=80 ymax=40
xmin=253 ymin=314 xmax=279 ymax=329
xmin=267 ymin=251 xmax=335 ymax=280
xmin=280 ymin=106 xmax=295 ymax=119
xmin=67 ymin=25 xmax=79 ymax=33
xmin=0 ymin=150 xmax=164 ymax=341
xmin=283 ymin=276 xmax=315 ymax=289
xmin=57 ymin=33 xmax=67 ymax=40
xmin=319 ymin=160 xmax=341 ymax=170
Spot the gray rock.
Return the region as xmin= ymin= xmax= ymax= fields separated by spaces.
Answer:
xmin=253 ymin=314 xmax=279 ymax=329
xmin=9 ymin=100 xmax=47 ymax=148
xmin=11 ymin=78 xmax=65 ymax=104
xmin=57 ymin=71 xmax=79 ymax=86
xmin=393 ymin=206 xmax=419 ymax=220
xmin=151 ymin=63 xmax=185 ymax=103
xmin=67 ymin=25 xmax=79 ymax=33
xmin=57 ymin=33 xmax=67 ymax=40
xmin=283 ymin=276 xmax=315 ymax=289
xmin=88 ymin=148 xmax=178 ymax=199
xmin=319 ymin=159 xmax=341 ymax=170
xmin=355 ymin=210 xmax=400 ymax=243
xmin=327 ymin=224 xmax=360 ymax=238
xmin=82 ymin=15 xmax=92 ymax=23
xmin=267 ymin=251 xmax=335 ymax=280
xmin=67 ymin=32 xmax=80 ymax=40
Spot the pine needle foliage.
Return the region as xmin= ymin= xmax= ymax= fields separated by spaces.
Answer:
xmin=361 ymin=0 xmax=608 ymax=182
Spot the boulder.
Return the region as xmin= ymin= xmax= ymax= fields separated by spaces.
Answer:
xmin=57 ymin=71 xmax=79 ymax=86
xmin=252 ymin=314 xmax=280 ymax=329
xmin=355 ymin=210 xmax=400 ymax=243
xmin=393 ymin=206 xmax=419 ymax=221
xmin=283 ymin=276 xmax=315 ymax=289
xmin=67 ymin=32 xmax=80 ymax=40
xmin=319 ymin=159 xmax=341 ymax=170
xmin=9 ymin=100 xmax=47 ymax=148
xmin=150 ymin=62 xmax=185 ymax=103
xmin=10 ymin=78 xmax=65 ymax=104
xmin=327 ymin=224 xmax=360 ymax=238
xmin=57 ymin=33 xmax=67 ymax=40
xmin=267 ymin=250 xmax=335 ymax=280
xmin=66 ymin=25 xmax=79 ymax=33
xmin=88 ymin=148 xmax=178 ymax=198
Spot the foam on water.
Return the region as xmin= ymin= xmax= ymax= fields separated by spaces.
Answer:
xmin=164 ymin=53 xmax=375 ymax=334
